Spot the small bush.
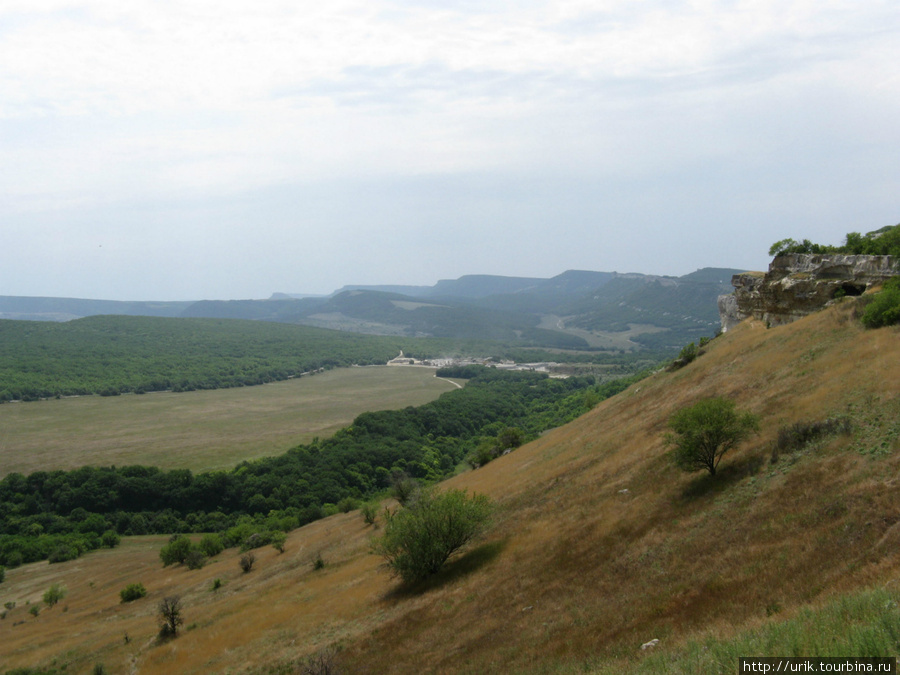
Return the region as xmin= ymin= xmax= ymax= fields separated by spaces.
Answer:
xmin=240 ymin=531 xmax=272 ymax=552
xmin=48 ymin=545 xmax=79 ymax=564
xmin=185 ymin=549 xmax=206 ymax=570
xmin=775 ymin=417 xmax=853 ymax=455
xmin=465 ymin=441 xmax=496 ymax=469
xmin=43 ymin=583 xmax=67 ymax=608
xmin=239 ymin=552 xmax=256 ymax=573
xmin=198 ymin=533 xmax=224 ymax=558
xmin=372 ymin=488 xmax=493 ymax=584
xmin=223 ymin=521 xmax=255 ymax=548
xmin=861 ymin=277 xmax=900 ymax=328
xmin=100 ymin=529 xmax=120 ymax=548
xmin=0 ymin=565 xmax=5 ymax=583
xmin=390 ymin=471 xmax=419 ymax=506
xmin=313 ymin=553 xmax=326 ymax=571
xmin=495 ymin=426 xmax=525 ymax=452
xmin=210 ymin=578 xmax=224 ymax=592
xmin=337 ymin=496 xmax=358 ymax=513
xmin=361 ymin=502 xmax=378 ymax=526
xmin=270 ymin=531 xmax=287 ymax=553
xmin=29 ymin=605 xmax=40 ymax=617
xmin=300 ymin=646 xmax=342 ymax=675
xmin=119 ymin=583 xmax=147 ymax=603
xmin=467 ymin=427 xmax=526 ymax=467
xmin=668 ymin=341 xmax=699 ymax=371
xmin=159 ymin=535 xmax=193 ymax=567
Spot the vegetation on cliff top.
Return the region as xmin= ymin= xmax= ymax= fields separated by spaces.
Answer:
xmin=769 ymin=222 xmax=900 ymax=257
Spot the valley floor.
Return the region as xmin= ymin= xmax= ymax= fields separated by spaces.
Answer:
xmin=0 ymin=366 xmax=458 ymax=476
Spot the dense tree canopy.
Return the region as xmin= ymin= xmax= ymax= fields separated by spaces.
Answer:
xmin=769 ymin=223 xmax=900 ymax=258
xmin=0 ymin=315 xmax=490 ymax=402
xmin=0 ymin=367 xmax=642 ymax=567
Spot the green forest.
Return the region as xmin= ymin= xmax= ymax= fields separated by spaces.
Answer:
xmin=0 ymin=315 xmax=489 ymax=402
xmin=0 ymin=367 xmax=642 ymax=567
xmin=0 ymin=314 xmax=662 ymax=403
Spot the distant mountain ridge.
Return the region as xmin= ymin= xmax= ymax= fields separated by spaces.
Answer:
xmin=320 ymin=271 xmax=613 ymax=301
xmin=0 ymin=296 xmax=193 ymax=322
xmin=2 ymin=268 xmax=744 ymax=354
xmin=261 ymin=267 xmax=742 ymax=351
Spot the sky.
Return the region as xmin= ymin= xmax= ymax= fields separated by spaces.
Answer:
xmin=1 ymin=0 xmax=899 ymax=301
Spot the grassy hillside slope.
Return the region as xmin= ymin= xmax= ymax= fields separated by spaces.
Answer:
xmin=2 ymin=298 xmax=898 ymax=674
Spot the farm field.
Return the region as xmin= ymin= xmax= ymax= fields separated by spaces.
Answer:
xmin=0 ymin=366 xmax=460 ymax=476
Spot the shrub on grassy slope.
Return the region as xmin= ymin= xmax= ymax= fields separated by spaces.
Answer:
xmin=42 ymin=583 xmax=67 ymax=608
xmin=120 ymin=583 xmax=147 ymax=603
xmin=198 ymin=533 xmax=224 ymax=557
xmin=372 ymin=489 xmax=492 ymax=584
xmin=665 ymin=397 xmax=759 ymax=476
xmin=861 ymin=277 xmax=900 ymax=329
xmin=159 ymin=535 xmax=193 ymax=566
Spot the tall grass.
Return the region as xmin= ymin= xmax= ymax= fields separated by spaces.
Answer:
xmin=571 ymin=587 xmax=900 ymax=674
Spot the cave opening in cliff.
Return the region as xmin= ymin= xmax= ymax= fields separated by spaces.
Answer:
xmin=837 ymin=283 xmax=865 ymax=297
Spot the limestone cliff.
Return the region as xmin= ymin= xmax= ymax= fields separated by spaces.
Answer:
xmin=719 ymin=254 xmax=899 ymax=331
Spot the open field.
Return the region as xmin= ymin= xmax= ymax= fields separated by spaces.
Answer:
xmin=0 ymin=366 xmax=459 ymax=476
xmin=2 ymin=299 xmax=899 ymax=674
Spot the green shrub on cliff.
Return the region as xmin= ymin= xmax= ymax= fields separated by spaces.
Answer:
xmin=769 ymin=223 xmax=900 ymax=258
xmin=861 ymin=277 xmax=900 ymax=328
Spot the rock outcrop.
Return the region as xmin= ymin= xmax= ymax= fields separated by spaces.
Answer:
xmin=719 ymin=254 xmax=898 ymax=331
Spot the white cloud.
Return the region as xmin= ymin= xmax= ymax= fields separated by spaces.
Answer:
xmin=1 ymin=0 xmax=898 ymax=298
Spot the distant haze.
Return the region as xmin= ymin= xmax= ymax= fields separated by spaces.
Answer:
xmin=2 ymin=1 xmax=898 ymax=301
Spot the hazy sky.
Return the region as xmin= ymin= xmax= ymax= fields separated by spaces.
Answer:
xmin=2 ymin=1 xmax=898 ymax=300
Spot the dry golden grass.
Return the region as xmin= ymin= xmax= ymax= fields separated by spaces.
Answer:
xmin=2 ymin=299 xmax=898 ymax=674
xmin=0 ymin=366 xmax=458 ymax=475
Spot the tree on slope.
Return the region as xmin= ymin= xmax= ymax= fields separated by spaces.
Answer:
xmin=157 ymin=595 xmax=184 ymax=639
xmin=372 ymin=488 xmax=492 ymax=584
xmin=665 ymin=397 xmax=759 ymax=476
